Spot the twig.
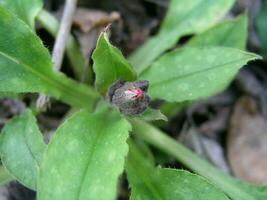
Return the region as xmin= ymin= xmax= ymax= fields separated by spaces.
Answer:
xmin=37 ymin=0 xmax=77 ymax=109
xmin=52 ymin=0 xmax=78 ymax=70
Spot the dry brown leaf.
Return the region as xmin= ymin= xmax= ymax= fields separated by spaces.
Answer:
xmin=73 ymin=8 xmax=121 ymax=81
xmin=72 ymin=8 xmax=121 ymax=82
xmin=73 ymin=8 xmax=120 ymax=33
xmin=227 ymin=96 xmax=267 ymax=184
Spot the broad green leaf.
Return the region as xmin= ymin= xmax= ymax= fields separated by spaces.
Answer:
xmin=161 ymin=15 xmax=248 ymax=118
xmin=132 ymin=119 xmax=267 ymax=200
xmin=38 ymin=109 xmax=131 ymax=200
xmin=0 ymin=6 xmax=99 ymax=109
xmin=129 ymin=0 xmax=235 ymax=74
xmin=92 ymin=32 xmax=137 ymax=94
xmin=187 ymin=15 xmax=248 ymax=50
xmin=0 ymin=0 xmax=42 ymax=29
xmin=140 ymin=47 xmax=260 ymax=102
xmin=0 ymin=110 xmax=46 ymax=190
xmin=126 ymin=141 xmax=229 ymax=200
xmin=256 ymin=0 xmax=267 ymax=55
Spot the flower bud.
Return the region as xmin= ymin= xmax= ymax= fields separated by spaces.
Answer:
xmin=107 ymin=80 xmax=150 ymax=115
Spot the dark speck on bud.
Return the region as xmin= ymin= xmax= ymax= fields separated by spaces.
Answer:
xmin=107 ymin=80 xmax=150 ymax=115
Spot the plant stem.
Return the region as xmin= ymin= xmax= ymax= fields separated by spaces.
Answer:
xmin=131 ymin=119 xmax=256 ymax=200
xmin=0 ymin=166 xmax=14 ymax=185
xmin=52 ymin=0 xmax=77 ymax=71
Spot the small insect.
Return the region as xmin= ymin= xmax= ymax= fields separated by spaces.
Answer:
xmin=107 ymin=80 xmax=150 ymax=115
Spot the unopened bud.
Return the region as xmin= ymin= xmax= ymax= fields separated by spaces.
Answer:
xmin=107 ymin=80 xmax=150 ymax=115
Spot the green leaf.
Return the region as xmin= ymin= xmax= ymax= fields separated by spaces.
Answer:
xmin=38 ymin=109 xmax=131 ymax=200
xmin=187 ymin=15 xmax=248 ymax=50
xmin=160 ymin=15 xmax=248 ymax=118
xmin=92 ymin=32 xmax=137 ymax=94
xmin=0 ymin=110 xmax=46 ymax=190
xmin=0 ymin=0 xmax=42 ymax=29
xmin=132 ymin=119 xmax=267 ymax=200
xmin=0 ymin=6 xmax=99 ymax=109
xmin=129 ymin=0 xmax=235 ymax=74
xmin=126 ymin=141 xmax=229 ymax=200
xmin=256 ymin=0 xmax=267 ymax=55
xmin=140 ymin=47 xmax=260 ymax=102
xmin=136 ymin=108 xmax=168 ymax=122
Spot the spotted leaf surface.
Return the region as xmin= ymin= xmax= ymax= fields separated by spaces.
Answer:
xmin=38 ymin=109 xmax=131 ymax=200
xmin=140 ymin=47 xmax=260 ymax=102
xmin=129 ymin=0 xmax=235 ymax=74
xmin=187 ymin=15 xmax=247 ymax=50
xmin=0 ymin=110 xmax=46 ymax=190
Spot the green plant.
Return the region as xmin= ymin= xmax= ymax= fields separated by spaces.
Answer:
xmin=0 ymin=0 xmax=266 ymax=199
